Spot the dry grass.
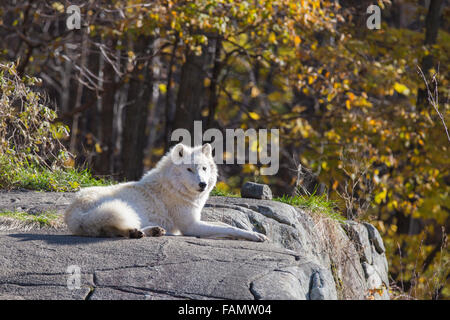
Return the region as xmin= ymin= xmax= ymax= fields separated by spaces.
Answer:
xmin=389 ymin=228 xmax=449 ymax=300
xmin=307 ymin=209 xmax=367 ymax=299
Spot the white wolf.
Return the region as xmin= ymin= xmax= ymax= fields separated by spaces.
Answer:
xmin=64 ymin=143 xmax=268 ymax=242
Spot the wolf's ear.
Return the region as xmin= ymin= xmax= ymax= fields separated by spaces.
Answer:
xmin=202 ymin=143 xmax=212 ymax=157
xmin=171 ymin=143 xmax=186 ymax=162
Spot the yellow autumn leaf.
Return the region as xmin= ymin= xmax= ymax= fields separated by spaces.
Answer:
xmin=95 ymin=143 xmax=102 ymax=154
xmin=374 ymin=188 xmax=387 ymax=204
xmin=158 ymin=83 xmax=167 ymax=94
xmin=269 ymin=32 xmax=277 ymax=44
xmin=52 ymin=2 xmax=64 ymax=12
xmin=332 ymin=180 xmax=339 ymax=190
xmin=393 ymin=82 xmax=410 ymax=96
xmin=294 ymin=35 xmax=301 ymax=46
xmin=251 ymin=86 xmax=260 ymax=97
xmin=248 ymin=112 xmax=260 ymax=120
xmin=387 ymin=200 xmax=398 ymax=211
xmin=345 ymin=99 xmax=351 ymax=110
xmin=346 ymin=92 xmax=356 ymax=101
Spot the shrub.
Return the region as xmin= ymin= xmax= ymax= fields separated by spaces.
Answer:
xmin=0 ymin=62 xmax=108 ymax=191
xmin=0 ymin=61 xmax=70 ymax=169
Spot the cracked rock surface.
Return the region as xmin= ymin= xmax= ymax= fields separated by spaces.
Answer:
xmin=0 ymin=192 xmax=390 ymax=300
xmin=0 ymin=231 xmax=306 ymax=300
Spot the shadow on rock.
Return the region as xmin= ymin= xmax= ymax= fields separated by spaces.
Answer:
xmin=8 ymin=233 xmax=121 ymax=245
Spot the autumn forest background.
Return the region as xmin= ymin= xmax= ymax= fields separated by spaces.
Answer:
xmin=0 ymin=0 xmax=448 ymax=299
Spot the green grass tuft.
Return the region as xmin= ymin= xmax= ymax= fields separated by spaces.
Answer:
xmin=0 ymin=155 xmax=113 ymax=192
xmin=210 ymin=187 xmax=240 ymax=197
xmin=210 ymin=184 xmax=345 ymax=224
xmin=274 ymin=193 xmax=346 ymax=223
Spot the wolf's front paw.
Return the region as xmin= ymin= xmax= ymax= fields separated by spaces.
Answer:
xmin=252 ymin=232 xmax=269 ymax=242
xmin=144 ymin=226 xmax=166 ymax=237
xmin=128 ymin=228 xmax=145 ymax=239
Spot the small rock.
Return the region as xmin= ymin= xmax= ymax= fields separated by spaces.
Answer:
xmin=241 ymin=182 xmax=272 ymax=200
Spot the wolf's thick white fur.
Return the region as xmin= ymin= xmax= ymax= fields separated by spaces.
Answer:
xmin=64 ymin=143 xmax=268 ymax=242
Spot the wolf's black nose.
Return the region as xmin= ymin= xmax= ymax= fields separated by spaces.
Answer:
xmin=199 ymin=182 xmax=207 ymax=190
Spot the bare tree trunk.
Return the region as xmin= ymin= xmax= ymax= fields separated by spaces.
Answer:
xmin=80 ymin=37 xmax=101 ymax=167
xmin=172 ymin=45 xmax=212 ymax=147
xmin=207 ymin=37 xmax=222 ymax=128
xmin=96 ymin=38 xmax=117 ymax=175
xmin=416 ymin=0 xmax=444 ymax=110
xmin=69 ymin=32 xmax=89 ymax=155
xmin=164 ymin=36 xmax=179 ymax=151
xmin=121 ymin=36 xmax=153 ymax=181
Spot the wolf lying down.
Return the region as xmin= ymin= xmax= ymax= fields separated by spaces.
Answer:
xmin=64 ymin=143 xmax=268 ymax=242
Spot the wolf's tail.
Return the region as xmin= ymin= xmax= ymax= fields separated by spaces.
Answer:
xmin=64 ymin=199 xmax=141 ymax=237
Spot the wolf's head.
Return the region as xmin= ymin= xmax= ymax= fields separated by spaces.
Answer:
xmin=166 ymin=143 xmax=218 ymax=196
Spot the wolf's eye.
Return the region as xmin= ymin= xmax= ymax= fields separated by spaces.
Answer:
xmin=202 ymin=167 xmax=207 ymax=171
xmin=187 ymin=168 xmax=193 ymax=173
